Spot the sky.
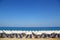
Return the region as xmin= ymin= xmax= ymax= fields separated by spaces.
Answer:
xmin=0 ymin=0 xmax=60 ymax=27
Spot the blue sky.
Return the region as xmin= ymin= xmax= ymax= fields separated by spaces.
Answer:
xmin=0 ymin=0 xmax=60 ymax=27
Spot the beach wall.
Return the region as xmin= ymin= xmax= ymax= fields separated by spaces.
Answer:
xmin=0 ymin=30 xmax=60 ymax=34
xmin=0 ymin=30 xmax=60 ymax=40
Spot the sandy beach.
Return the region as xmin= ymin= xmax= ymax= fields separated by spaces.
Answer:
xmin=0 ymin=38 xmax=60 ymax=40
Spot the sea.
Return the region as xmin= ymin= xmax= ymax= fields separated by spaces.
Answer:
xmin=0 ymin=27 xmax=60 ymax=31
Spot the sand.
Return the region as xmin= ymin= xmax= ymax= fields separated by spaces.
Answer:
xmin=0 ymin=38 xmax=60 ymax=40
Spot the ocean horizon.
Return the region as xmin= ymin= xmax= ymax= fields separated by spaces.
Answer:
xmin=0 ymin=27 xmax=60 ymax=31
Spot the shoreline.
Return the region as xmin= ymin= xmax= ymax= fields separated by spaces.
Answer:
xmin=0 ymin=30 xmax=60 ymax=34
